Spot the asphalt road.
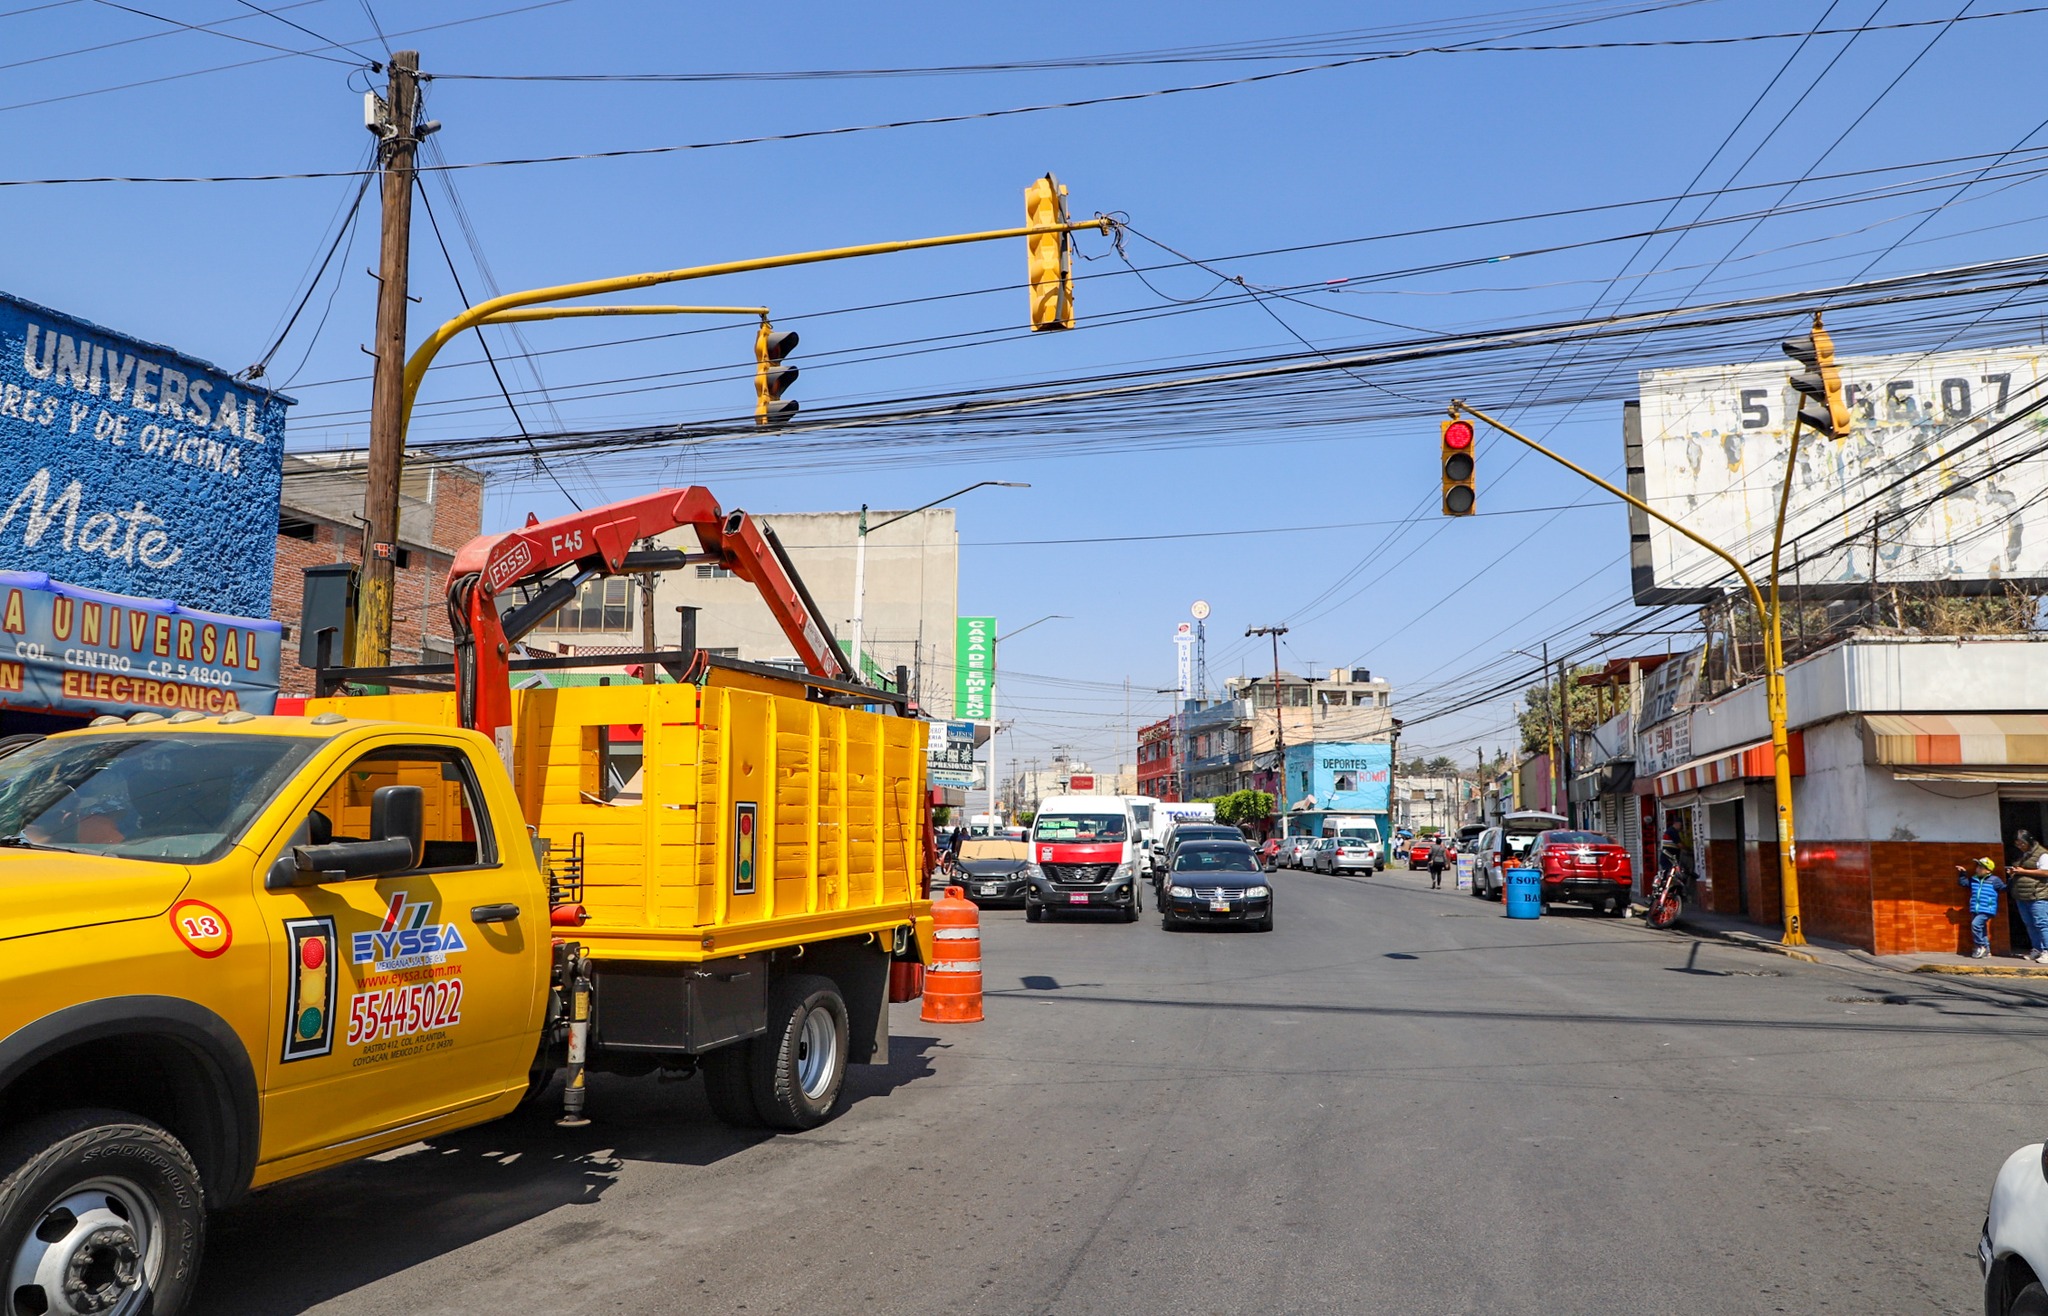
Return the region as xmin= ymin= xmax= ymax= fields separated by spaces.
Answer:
xmin=195 ymin=867 xmax=2048 ymax=1315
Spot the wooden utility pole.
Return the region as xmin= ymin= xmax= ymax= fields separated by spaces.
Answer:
xmin=353 ymin=50 xmax=423 ymax=668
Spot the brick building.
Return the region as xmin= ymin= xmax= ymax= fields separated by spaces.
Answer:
xmin=1647 ymin=635 xmax=2048 ymax=956
xmin=269 ymin=455 xmax=485 ymax=696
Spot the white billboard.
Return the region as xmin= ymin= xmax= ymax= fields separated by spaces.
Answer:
xmin=1629 ymin=344 xmax=2048 ymax=602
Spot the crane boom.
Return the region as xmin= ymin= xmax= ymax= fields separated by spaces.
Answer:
xmin=446 ymin=487 xmax=860 ymax=737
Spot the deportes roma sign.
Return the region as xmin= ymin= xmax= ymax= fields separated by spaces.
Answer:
xmin=0 ymin=571 xmax=282 ymax=716
xmin=0 ymin=292 xmax=292 ymax=615
xmin=1630 ymin=344 xmax=2048 ymax=602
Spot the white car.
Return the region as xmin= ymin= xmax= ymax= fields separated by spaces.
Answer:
xmin=1983 ymin=1142 xmax=2048 ymax=1313
xmin=1314 ymin=838 xmax=1379 ymax=874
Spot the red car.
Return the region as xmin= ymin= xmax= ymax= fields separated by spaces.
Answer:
xmin=1527 ymin=829 xmax=1633 ymax=915
xmin=1407 ymin=838 xmax=1455 ymax=871
xmin=1257 ymin=838 xmax=1281 ymax=870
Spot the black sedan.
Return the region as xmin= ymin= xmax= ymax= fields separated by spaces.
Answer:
xmin=1160 ymin=842 xmax=1273 ymax=932
xmin=950 ymin=838 xmax=1037 ymax=908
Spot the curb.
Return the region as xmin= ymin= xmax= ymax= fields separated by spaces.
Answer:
xmin=1629 ymin=904 xmax=1823 ymax=964
xmin=1910 ymin=961 xmax=2048 ymax=978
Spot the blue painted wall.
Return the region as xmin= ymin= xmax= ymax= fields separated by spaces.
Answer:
xmin=1283 ymin=741 xmax=1393 ymax=813
xmin=0 ymin=293 xmax=291 ymax=615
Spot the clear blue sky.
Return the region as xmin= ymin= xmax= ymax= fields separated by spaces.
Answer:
xmin=5 ymin=0 xmax=2044 ymax=773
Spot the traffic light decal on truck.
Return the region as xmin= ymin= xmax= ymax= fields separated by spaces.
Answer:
xmin=281 ymin=916 xmax=338 ymax=1062
xmin=734 ymin=801 xmax=758 ymax=895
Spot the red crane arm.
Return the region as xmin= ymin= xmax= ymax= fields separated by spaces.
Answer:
xmin=446 ymin=487 xmax=857 ymax=738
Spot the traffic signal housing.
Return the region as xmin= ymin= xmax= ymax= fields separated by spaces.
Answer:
xmin=1783 ymin=313 xmax=1849 ymax=440
xmin=755 ymin=320 xmax=798 ymax=425
xmin=1441 ymin=416 xmax=1476 ymax=516
xmin=1025 ymin=173 xmax=1075 ymax=331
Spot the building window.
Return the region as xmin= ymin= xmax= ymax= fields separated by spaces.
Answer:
xmin=695 ymin=564 xmax=735 ymax=579
xmin=278 ymin=514 xmax=319 ymax=542
xmin=539 ymin=577 xmax=634 ymax=633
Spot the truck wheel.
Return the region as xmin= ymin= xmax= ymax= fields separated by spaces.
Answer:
xmin=1025 ymin=901 xmax=1043 ymax=923
xmin=702 ymin=1043 xmax=763 ymax=1128
xmin=750 ymin=975 xmax=849 ymax=1131
xmin=0 ymin=1109 xmax=205 ymax=1316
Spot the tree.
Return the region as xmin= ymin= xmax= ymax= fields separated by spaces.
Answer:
xmin=1518 ymin=665 xmax=1606 ymax=757
xmin=1211 ymin=789 xmax=1274 ymax=828
xmin=1423 ymin=755 xmax=1458 ymax=775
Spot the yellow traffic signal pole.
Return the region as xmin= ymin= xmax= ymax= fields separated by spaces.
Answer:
xmin=396 ymin=218 xmax=1113 ymax=440
xmin=350 ymin=210 xmax=1114 ymax=666
xmin=348 ymin=302 xmax=764 ymax=668
xmin=1450 ymin=399 xmax=1807 ymax=945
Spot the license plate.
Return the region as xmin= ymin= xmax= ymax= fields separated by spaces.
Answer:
xmin=979 ymin=884 xmax=998 ymax=895
xmin=1210 ymin=900 xmax=1231 ymax=912
xmin=1068 ymin=893 xmax=1089 ymax=904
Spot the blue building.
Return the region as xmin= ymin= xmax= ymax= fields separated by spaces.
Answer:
xmin=1282 ymin=740 xmax=1392 ymax=840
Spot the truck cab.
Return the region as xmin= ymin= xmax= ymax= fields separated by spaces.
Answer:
xmin=1024 ymin=795 xmax=1142 ymax=923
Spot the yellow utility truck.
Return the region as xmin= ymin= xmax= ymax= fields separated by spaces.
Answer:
xmin=0 ymin=488 xmax=933 ymax=1316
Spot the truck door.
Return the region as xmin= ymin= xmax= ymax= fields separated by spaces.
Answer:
xmin=253 ymin=739 xmax=544 ymax=1164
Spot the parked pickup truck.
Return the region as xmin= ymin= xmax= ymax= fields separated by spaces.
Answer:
xmin=0 ymin=487 xmax=933 ymax=1316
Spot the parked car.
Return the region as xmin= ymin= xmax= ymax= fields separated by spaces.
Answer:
xmin=1982 ymin=1141 xmax=2048 ymax=1314
xmin=1470 ymin=810 xmax=1568 ymax=901
xmin=1278 ymin=836 xmax=1316 ymax=868
xmin=1314 ymin=837 xmax=1379 ymax=874
xmin=1160 ymin=841 xmax=1273 ymax=931
xmin=1256 ymin=837 xmax=1282 ymax=870
xmin=1526 ymin=828 xmax=1633 ymax=915
xmin=1407 ymin=839 xmax=1432 ymax=870
xmin=951 ymin=838 xmax=1037 ymax=908
xmin=1158 ymin=823 xmax=1244 ymax=890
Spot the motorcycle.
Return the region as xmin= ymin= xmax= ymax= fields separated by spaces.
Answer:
xmin=1645 ymin=855 xmax=1690 ymax=930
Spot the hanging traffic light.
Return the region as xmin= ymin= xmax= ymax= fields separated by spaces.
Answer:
xmin=1782 ymin=312 xmax=1849 ymax=440
xmin=1025 ymin=173 xmax=1075 ymax=331
xmin=1441 ymin=416 xmax=1476 ymax=516
xmin=755 ymin=320 xmax=798 ymax=425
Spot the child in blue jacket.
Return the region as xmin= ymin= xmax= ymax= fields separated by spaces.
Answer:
xmin=1958 ymin=857 xmax=2007 ymax=958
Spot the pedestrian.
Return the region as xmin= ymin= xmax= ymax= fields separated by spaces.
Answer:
xmin=947 ymin=824 xmax=967 ymax=857
xmin=2009 ymin=829 xmax=2048 ymax=961
xmin=1956 ymin=857 xmax=2007 ymax=959
xmin=1427 ymin=836 xmax=1447 ymax=889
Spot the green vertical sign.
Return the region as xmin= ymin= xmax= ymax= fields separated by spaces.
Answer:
xmin=956 ymin=615 xmax=995 ymax=720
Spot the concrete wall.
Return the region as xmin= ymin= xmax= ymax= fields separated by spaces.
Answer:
xmin=1690 ymin=636 xmax=2048 ymax=755
xmin=640 ymin=508 xmax=959 ymax=712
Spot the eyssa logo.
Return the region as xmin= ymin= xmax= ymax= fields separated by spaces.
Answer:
xmin=352 ymin=892 xmax=468 ymax=972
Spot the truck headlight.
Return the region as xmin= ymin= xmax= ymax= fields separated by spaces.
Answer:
xmin=1115 ymin=860 xmax=1135 ymax=880
xmin=1024 ymin=863 xmax=1045 ymax=881
xmin=1169 ymin=885 xmax=1193 ymax=898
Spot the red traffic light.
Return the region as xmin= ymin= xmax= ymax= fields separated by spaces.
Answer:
xmin=1442 ymin=419 xmax=1474 ymax=450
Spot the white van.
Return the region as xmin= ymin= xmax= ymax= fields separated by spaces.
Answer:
xmin=1027 ymin=795 xmax=1143 ymax=922
xmin=1122 ymin=795 xmax=1161 ymax=872
xmin=1145 ymin=800 xmax=1215 ymax=873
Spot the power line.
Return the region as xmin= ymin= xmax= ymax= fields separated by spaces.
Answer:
xmin=227 ymin=0 xmax=383 ymax=65
xmin=83 ymin=0 xmax=363 ymax=64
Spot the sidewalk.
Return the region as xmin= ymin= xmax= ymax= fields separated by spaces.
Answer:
xmin=1650 ymin=904 xmax=2048 ymax=978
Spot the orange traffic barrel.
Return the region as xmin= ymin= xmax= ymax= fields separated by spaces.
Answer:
xmin=921 ymin=885 xmax=983 ymax=1023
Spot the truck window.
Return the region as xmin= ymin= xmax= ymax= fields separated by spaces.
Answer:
xmin=0 ymin=733 xmax=315 ymax=863
xmin=1034 ymin=813 xmax=1127 ymax=842
xmin=306 ymin=746 xmax=498 ymax=871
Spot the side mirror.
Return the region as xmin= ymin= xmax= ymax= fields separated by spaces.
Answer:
xmin=268 ymin=785 xmax=426 ymax=889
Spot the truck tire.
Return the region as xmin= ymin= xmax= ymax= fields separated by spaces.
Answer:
xmin=701 ymin=1043 xmax=763 ymax=1128
xmin=749 ymin=975 xmax=849 ymax=1131
xmin=0 ymin=1108 xmax=206 ymax=1316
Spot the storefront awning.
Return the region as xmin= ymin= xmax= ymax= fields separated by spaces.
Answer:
xmin=1864 ymin=713 xmax=2048 ymax=767
xmin=1654 ymin=732 xmax=1804 ymax=797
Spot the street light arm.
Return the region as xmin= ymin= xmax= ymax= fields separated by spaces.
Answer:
xmin=996 ymin=614 xmax=1069 ymax=644
xmin=868 ymin=480 xmax=1028 ymax=534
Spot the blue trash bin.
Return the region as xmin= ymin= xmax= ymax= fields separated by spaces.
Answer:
xmin=1504 ymin=865 xmax=1542 ymax=919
